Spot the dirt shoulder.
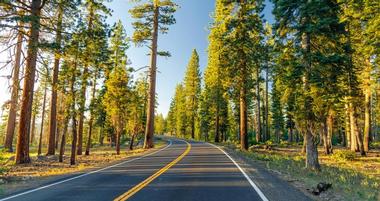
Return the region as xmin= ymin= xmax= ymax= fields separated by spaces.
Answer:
xmin=0 ymin=141 xmax=167 ymax=197
xmin=216 ymin=142 xmax=380 ymax=201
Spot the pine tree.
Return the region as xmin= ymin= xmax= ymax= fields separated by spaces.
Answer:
xmin=130 ymin=0 xmax=177 ymax=149
xmin=154 ymin=114 xmax=166 ymax=135
xmin=84 ymin=18 xmax=112 ymax=156
xmin=203 ymin=0 xmax=232 ymax=143
xmin=173 ymin=84 xmax=186 ymax=138
xmin=15 ymin=0 xmax=45 ymax=164
xmin=3 ymin=15 xmax=23 ymax=152
xmin=223 ymin=0 xmax=265 ymax=150
xmin=183 ymin=49 xmax=201 ymax=139
xmin=77 ymin=0 xmax=111 ymax=155
xmin=271 ymin=79 xmax=284 ymax=143
xmin=103 ymin=66 xmax=130 ymax=155
xmin=47 ymin=0 xmax=80 ymax=156
xmin=272 ymin=0 xmax=349 ymax=169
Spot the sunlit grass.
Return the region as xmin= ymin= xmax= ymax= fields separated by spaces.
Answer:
xmin=0 ymin=139 xmax=167 ymax=185
xmin=221 ymin=142 xmax=380 ymax=201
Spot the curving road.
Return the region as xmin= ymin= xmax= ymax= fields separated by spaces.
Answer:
xmin=0 ymin=138 xmax=311 ymax=201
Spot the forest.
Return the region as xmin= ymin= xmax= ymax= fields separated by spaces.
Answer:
xmin=0 ymin=0 xmax=178 ymax=165
xmin=0 ymin=0 xmax=379 ymax=199
xmin=167 ymin=0 xmax=379 ymax=171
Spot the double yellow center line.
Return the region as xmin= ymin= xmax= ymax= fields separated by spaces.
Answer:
xmin=114 ymin=141 xmax=191 ymax=201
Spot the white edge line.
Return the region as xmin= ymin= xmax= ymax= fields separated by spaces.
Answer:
xmin=208 ymin=143 xmax=269 ymax=201
xmin=0 ymin=140 xmax=173 ymax=201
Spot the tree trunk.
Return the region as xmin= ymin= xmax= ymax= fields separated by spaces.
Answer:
xmin=55 ymin=125 xmax=60 ymax=150
xmin=70 ymin=114 xmax=78 ymax=165
xmin=99 ymin=127 xmax=104 ymax=146
xmin=77 ymin=78 xmax=86 ymax=155
xmin=349 ymin=103 xmax=358 ymax=151
xmin=265 ymin=63 xmax=269 ymax=141
xmin=129 ymin=133 xmax=135 ymax=150
xmin=116 ymin=122 xmax=121 ymax=155
xmin=30 ymin=114 xmax=36 ymax=144
xmin=37 ymin=85 xmax=47 ymax=155
xmin=59 ymin=115 xmax=69 ymax=162
xmin=191 ymin=112 xmax=195 ymax=139
xmin=275 ymin=129 xmax=280 ymax=143
xmin=70 ymin=59 xmax=78 ymax=165
xmin=305 ymin=127 xmax=320 ymax=170
xmin=143 ymin=2 xmax=159 ymax=149
xmin=302 ymin=31 xmax=320 ymax=170
xmin=322 ymin=121 xmax=331 ymax=155
xmin=4 ymin=21 xmax=23 ymax=152
xmin=349 ymin=103 xmax=366 ymax=156
xmin=288 ymin=126 xmax=293 ymax=143
xmin=344 ymin=102 xmax=351 ymax=148
xmin=363 ymin=62 xmax=371 ymax=152
xmin=295 ymin=129 xmax=299 ymax=143
xmin=47 ymin=3 xmax=63 ymax=156
xmin=214 ymin=107 xmax=220 ymax=143
xmin=15 ymin=0 xmax=42 ymax=164
xmin=256 ymin=67 xmax=261 ymax=143
xmin=240 ymin=77 xmax=248 ymax=150
xmin=327 ymin=110 xmax=333 ymax=154
xmin=85 ymin=72 xmax=97 ymax=156
xmin=302 ymin=132 xmax=306 ymax=154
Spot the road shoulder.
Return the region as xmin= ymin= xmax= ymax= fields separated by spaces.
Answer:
xmin=214 ymin=144 xmax=314 ymax=201
xmin=0 ymin=141 xmax=169 ymax=198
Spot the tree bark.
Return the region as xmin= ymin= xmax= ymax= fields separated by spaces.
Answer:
xmin=349 ymin=103 xmax=366 ymax=156
xmin=70 ymin=58 xmax=78 ymax=165
xmin=305 ymin=127 xmax=320 ymax=170
xmin=256 ymin=67 xmax=261 ymax=143
xmin=70 ymin=113 xmax=78 ymax=165
xmin=77 ymin=75 xmax=87 ymax=155
xmin=129 ymin=133 xmax=135 ymax=150
xmin=322 ymin=121 xmax=330 ymax=155
xmin=326 ymin=110 xmax=333 ymax=154
xmin=344 ymin=102 xmax=351 ymax=148
xmin=47 ymin=3 xmax=63 ymax=156
xmin=302 ymin=132 xmax=306 ymax=154
xmin=116 ymin=120 xmax=121 ymax=155
xmin=38 ymin=84 xmax=47 ymax=155
xmin=15 ymin=0 xmax=42 ymax=164
xmin=85 ymin=72 xmax=97 ymax=156
xmin=349 ymin=103 xmax=358 ymax=151
xmin=4 ymin=21 xmax=23 ymax=152
xmin=239 ymin=56 xmax=248 ymax=150
xmin=265 ymin=62 xmax=269 ymax=141
xmin=30 ymin=114 xmax=36 ymax=144
xmin=214 ymin=106 xmax=220 ymax=143
xmin=59 ymin=115 xmax=68 ymax=162
xmin=363 ymin=61 xmax=371 ymax=152
xmin=240 ymin=86 xmax=248 ymax=150
xmin=302 ymin=31 xmax=320 ymax=170
xmin=288 ymin=126 xmax=293 ymax=143
xmin=191 ymin=110 xmax=195 ymax=139
xmin=143 ymin=1 xmax=159 ymax=149
xmin=99 ymin=127 xmax=104 ymax=146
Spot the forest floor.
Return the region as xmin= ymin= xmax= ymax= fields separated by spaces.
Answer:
xmin=0 ymin=139 xmax=167 ymax=196
xmin=220 ymin=142 xmax=380 ymax=201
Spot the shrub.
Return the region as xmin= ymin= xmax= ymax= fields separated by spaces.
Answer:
xmin=370 ymin=142 xmax=380 ymax=149
xmin=331 ymin=150 xmax=356 ymax=162
xmin=279 ymin=140 xmax=289 ymax=147
xmin=265 ymin=140 xmax=274 ymax=146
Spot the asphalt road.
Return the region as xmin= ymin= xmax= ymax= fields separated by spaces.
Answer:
xmin=0 ymin=138 xmax=311 ymax=201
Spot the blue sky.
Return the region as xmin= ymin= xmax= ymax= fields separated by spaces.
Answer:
xmin=107 ymin=0 xmax=274 ymax=116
